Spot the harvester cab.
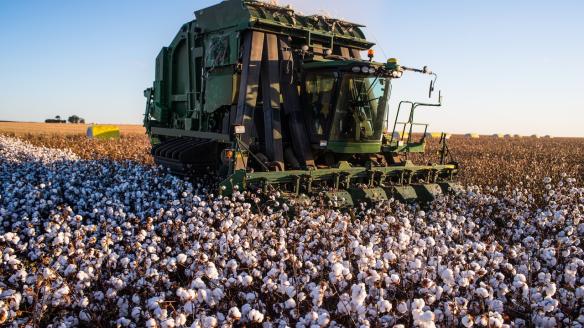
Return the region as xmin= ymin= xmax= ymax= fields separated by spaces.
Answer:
xmin=144 ymin=0 xmax=459 ymax=206
xmin=299 ymin=58 xmax=402 ymax=157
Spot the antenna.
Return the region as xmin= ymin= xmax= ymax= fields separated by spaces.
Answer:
xmin=366 ymin=29 xmax=388 ymax=62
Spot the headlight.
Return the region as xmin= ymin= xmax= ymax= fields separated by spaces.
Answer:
xmin=391 ymin=70 xmax=403 ymax=78
xmin=361 ymin=66 xmax=369 ymax=73
xmin=352 ymin=66 xmax=361 ymax=73
xmin=234 ymin=125 xmax=246 ymax=134
xmin=368 ymin=67 xmax=376 ymax=74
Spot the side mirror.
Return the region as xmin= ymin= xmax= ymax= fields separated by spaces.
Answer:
xmin=428 ymin=73 xmax=438 ymax=98
xmin=429 ymin=80 xmax=435 ymax=98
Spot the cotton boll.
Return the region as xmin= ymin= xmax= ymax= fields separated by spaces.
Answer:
xmin=226 ymin=259 xmax=238 ymax=272
xmin=285 ymin=298 xmax=296 ymax=309
xmin=330 ymin=262 xmax=344 ymax=283
xmin=77 ymin=270 xmax=90 ymax=281
xmin=64 ymin=263 xmax=77 ymax=276
xmin=79 ymin=310 xmax=91 ymax=322
xmin=78 ymin=296 xmax=89 ymax=308
xmin=110 ymin=277 xmax=124 ymax=290
xmin=176 ymin=253 xmax=187 ymax=265
xmin=53 ymin=285 xmax=70 ymax=305
xmin=191 ymin=278 xmax=206 ymax=289
xmin=440 ymin=268 xmax=455 ymax=285
xmin=205 ymin=263 xmax=219 ymax=280
xmin=543 ymin=282 xmax=556 ymax=297
xmin=176 ymin=287 xmax=196 ymax=302
xmin=538 ymin=316 xmax=557 ymax=328
xmin=228 ymin=307 xmax=241 ymax=321
xmin=412 ymin=298 xmax=425 ymax=310
xmin=383 ymin=251 xmax=397 ymax=263
xmin=397 ymin=301 xmax=408 ymax=314
xmin=116 ymin=317 xmax=131 ymax=327
xmin=488 ymin=312 xmax=504 ymax=328
xmin=200 ymin=316 xmax=217 ymax=327
xmin=540 ymin=297 xmax=558 ymax=312
xmin=241 ymin=274 xmax=253 ymax=287
xmin=575 ymin=286 xmax=584 ymax=299
xmin=145 ymin=318 xmax=158 ymax=328
xmin=378 ymin=300 xmax=392 ymax=313
xmin=488 ymin=299 xmax=504 ymax=313
xmin=351 ymin=283 xmax=367 ymax=307
xmin=337 ymin=293 xmax=351 ymax=315
xmin=413 ymin=307 xmax=435 ymax=328
xmin=390 ymin=274 xmax=400 ymax=285
xmin=513 ymin=274 xmax=527 ymax=288
xmin=420 ymin=311 xmax=435 ymax=323
xmin=175 ymin=313 xmax=187 ymax=326
xmin=475 ymin=287 xmax=489 ymax=298
xmin=310 ymin=284 xmax=326 ymax=307
xmin=311 ymin=312 xmax=328 ymax=327
xmin=131 ymin=307 xmax=141 ymax=320
xmin=457 ymin=275 xmax=471 ymax=288
xmin=248 ymin=309 xmax=264 ymax=323
xmin=461 ymin=315 xmax=474 ymax=327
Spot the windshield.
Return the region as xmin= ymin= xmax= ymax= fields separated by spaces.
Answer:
xmin=303 ymin=71 xmax=338 ymax=139
xmin=330 ymin=74 xmax=390 ymax=142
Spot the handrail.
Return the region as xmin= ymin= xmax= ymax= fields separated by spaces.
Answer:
xmin=389 ymin=95 xmax=442 ymax=148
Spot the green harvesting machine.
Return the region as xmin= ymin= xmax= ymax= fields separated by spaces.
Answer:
xmin=144 ymin=0 xmax=458 ymax=205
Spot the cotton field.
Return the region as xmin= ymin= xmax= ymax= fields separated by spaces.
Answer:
xmin=1 ymin=135 xmax=584 ymax=327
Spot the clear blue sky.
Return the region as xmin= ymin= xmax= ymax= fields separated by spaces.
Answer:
xmin=0 ymin=0 xmax=583 ymax=136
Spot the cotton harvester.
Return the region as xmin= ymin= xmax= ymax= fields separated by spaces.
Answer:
xmin=144 ymin=0 xmax=458 ymax=206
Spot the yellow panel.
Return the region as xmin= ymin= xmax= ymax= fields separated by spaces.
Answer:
xmin=87 ymin=125 xmax=120 ymax=139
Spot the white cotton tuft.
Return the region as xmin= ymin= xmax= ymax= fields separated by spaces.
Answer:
xmin=228 ymin=307 xmax=241 ymax=320
xmin=351 ymin=283 xmax=367 ymax=307
xmin=378 ymin=300 xmax=392 ymax=313
xmin=461 ymin=314 xmax=474 ymax=327
xmin=475 ymin=287 xmax=489 ymax=298
xmin=247 ymin=309 xmax=264 ymax=323
xmin=285 ymin=298 xmax=296 ymax=309
xmin=176 ymin=253 xmax=187 ymax=264
xmin=205 ymin=263 xmax=219 ymax=279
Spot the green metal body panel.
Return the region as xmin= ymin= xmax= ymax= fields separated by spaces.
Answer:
xmin=204 ymin=67 xmax=237 ymax=113
xmin=412 ymin=183 xmax=443 ymax=201
xmin=390 ymin=185 xmax=419 ymax=202
xmin=327 ymin=141 xmax=381 ymax=154
xmin=438 ymin=181 xmax=462 ymax=193
xmin=349 ymin=187 xmax=388 ymax=202
xmin=382 ymin=142 xmax=426 ymax=153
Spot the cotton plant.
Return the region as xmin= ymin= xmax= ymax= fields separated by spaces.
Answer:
xmin=0 ymin=135 xmax=584 ymax=327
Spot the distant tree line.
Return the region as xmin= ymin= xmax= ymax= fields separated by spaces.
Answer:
xmin=67 ymin=115 xmax=85 ymax=124
xmin=45 ymin=115 xmax=85 ymax=124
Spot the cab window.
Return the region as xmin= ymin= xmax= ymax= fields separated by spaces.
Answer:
xmin=303 ymin=72 xmax=338 ymax=139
